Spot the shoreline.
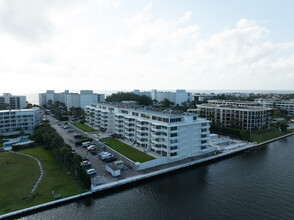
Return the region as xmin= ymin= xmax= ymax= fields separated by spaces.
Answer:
xmin=1 ymin=132 xmax=294 ymax=219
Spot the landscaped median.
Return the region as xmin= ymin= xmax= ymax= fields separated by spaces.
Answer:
xmin=250 ymin=128 xmax=293 ymax=144
xmin=102 ymin=138 xmax=155 ymax=163
xmin=0 ymin=146 xmax=84 ymax=215
xmin=71 ymin=123 xmax=97 ymax=132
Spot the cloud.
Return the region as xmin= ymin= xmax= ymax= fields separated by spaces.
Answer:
xmin=0 ymin=1 xmax=294 ymax=93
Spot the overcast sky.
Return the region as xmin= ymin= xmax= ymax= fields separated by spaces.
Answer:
xmin=1 ymin=0 xmax=294 ymax=95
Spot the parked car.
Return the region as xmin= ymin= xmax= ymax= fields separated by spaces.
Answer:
xmin=82 ymin=157 xmax=89 ymax=162
xmin=89 ymin=148 xmax=97 ymax=155
xmin=67 ymin=129 xmax=74 ymax=133
xmin=63 ymin=126 xmax=70 ymax=129
xmin=87 ymin=145 xmax=97 ymax=151
xmin=105 ymin=154 xmax=117 ymax=162
xmin=99 ymin=151 xmax=109 ymax=157
xmin=80 ymin=161 xmax=91 ymax=167
xmin=87 ymin=169 xmax=96 ymax=175
xmin=82 ymin=141 xmax=91 ymax=148
xmin=74 ymin=133 xmax=82 ymax=138
xmin=100 ymin=152 xmax=111 ymax=161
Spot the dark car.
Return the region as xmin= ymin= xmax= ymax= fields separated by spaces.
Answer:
xmin=89 ymin=148 xmax=97 ymax=155
xmin=74 ymin=134 xmax=82 ymax=138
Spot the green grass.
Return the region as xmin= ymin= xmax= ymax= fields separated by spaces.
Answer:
xmin=0 ymin=146 xmax=84 ymax=215
xmin=103 ymin=138 xmax=155 ymax=163
xmin=250 ymin=128 xmax=292 ymax=144
xmin=71 ymin=123 xmax=97 ymax=132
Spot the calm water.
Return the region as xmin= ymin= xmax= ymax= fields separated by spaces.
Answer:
xmin=20 ymin=136 xmax=294 ymax=220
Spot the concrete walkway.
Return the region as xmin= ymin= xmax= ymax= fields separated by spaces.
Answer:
xmin=9 ymin=150 xmax=44 ymax=193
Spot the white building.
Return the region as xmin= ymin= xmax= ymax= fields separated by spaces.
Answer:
xmin=39 ymin=90 xmax=105 ymax=110
xmin=66 ymin=93 xmax=80 ymax=110
xmin=0 ymin=93 xmax=27 ymax=109
xmin=148 ymin=89 xmax=191 ymax=105
xmin=80 ymin=90 xmax=105 ymax=109
xmin=193 ymin=94 xmax=216 ymax=102
xmin=0 ymin=107 xmax=40 ymax=136
xmin=85 ymin=103 xmax=213 ymax=161
xmin=254 ymin=98 xmax=294 ymax=115
xmin=276 ymin=100 xmax=294 ymax=115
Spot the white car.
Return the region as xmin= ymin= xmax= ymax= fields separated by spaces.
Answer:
xmin=87 ymin=169 xmax=96 ymax=175
xmin=87 ymin=145 xmax=97 ymax=150
xmin=100 ymin=152 xmax=111 ymax=160
xmin=99 ymin=151 xmax=109 ymax=156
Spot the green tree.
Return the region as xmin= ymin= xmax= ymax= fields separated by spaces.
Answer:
xmin=161 ymin=98 xmax=174 ymax=108
xmin=240 ymin=130 xmax=251 ymax=141
xmin=279 ymin=122 xmax=288 ymax=132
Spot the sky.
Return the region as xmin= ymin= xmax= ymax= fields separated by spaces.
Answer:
xmin=1 ymin=0 xmax=294 ymax=95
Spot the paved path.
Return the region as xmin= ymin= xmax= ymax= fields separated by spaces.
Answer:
xmin=10 ymin=150 xmax=44 ymax=193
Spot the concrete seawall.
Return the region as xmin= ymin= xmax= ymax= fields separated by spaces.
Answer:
xmin=1 ymin=132 xmax=293 ymax=219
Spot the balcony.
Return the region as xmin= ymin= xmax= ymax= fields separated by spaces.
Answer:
xmin=125 ymin=123 xmax=135 ymax=129
xmin=137 ymin=138 xmax=149 ymax=144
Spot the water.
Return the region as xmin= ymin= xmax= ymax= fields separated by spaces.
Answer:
xmin=19 ymin=136 xmax=294 ymax=220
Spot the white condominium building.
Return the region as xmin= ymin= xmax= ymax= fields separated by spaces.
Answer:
xmin=254 ymin=98 xmax=294 ymax=115
xmin=0 ymin=107 xmax=40 ymax=136
xmin=39 ymin=90 xmax=105 ymax=110
xmin=195 ymin=104 xmax=271 ymax=131
xmin=0 ymin=93 xmax=27 ymax=109
xmin=276 ymin=100 xmax=294 ymax=115
xmin=85 ymin=103 xmax=212 ymax=160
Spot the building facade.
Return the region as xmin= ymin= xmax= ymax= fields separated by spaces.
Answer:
xmin=39 ymin=90 xmax=105 ymax=110
xmin=194 ymin=104 xmax=271 ymax=131
xmin=254 ymin=98 xmax=294 ymax=115
xmin=0 ymin=107 xmax=40 ymax=136
xmin=207 ymin=100 xmax=261 ymax=107
xmin=0 ymin=93 xmax=26 ymax=109
xmin=85 ymin=103 xmax=212 ymax=160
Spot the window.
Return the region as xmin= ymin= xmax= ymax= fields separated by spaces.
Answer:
xmin=171 ymin=133 xmax=177 ymax=137
xmin=170 ymin=146 xmax=177 ymax=150
xmin=170 ymin=152 xmax=177 ymax=157
xmin=171 ymin=126 xmax=177 ymax=131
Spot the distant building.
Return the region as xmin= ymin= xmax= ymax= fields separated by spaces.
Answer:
xmin=66 ymin=93 xmax=80 ymax=110
xmin=276 ymin=100 xmax=294 ymax=115
xmin=255 ymin=98 xmax=294 ymax=115
xmin=39 ymin=90 xmax=105 ymax=110
xmin=0 ymin=107 xmax=40 ymax=136
xmin=0 ymin=93 xmax=27 ymax=109
xmin=194 ymin=104 xmax=271 ymax=131
xmin=135 ymin=89 xmax=192 ymax=105
xmin=193 ymin=94 xmax=216 ymax=102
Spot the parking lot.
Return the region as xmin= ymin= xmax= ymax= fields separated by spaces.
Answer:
xmin=44 ymin=113 xmax=138 ymax=185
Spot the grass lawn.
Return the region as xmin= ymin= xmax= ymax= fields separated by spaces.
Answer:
xmin=71 ymin=123 xmax=97 ymax=132
xmin=250 ymin=128 xmax=292 ymax=144
xmin=0 ymin=146 xmax=84 ymax=215
xmin=103 ymin=138 xmax=155 ymax=163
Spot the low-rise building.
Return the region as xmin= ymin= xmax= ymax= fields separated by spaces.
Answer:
xmin=0 ymin=107 xmax=40 ymax=136
xmin=85 ymin=103 xmax=212 ymax=160
xmin=194 ymin=104 xmax=271 ymax=131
